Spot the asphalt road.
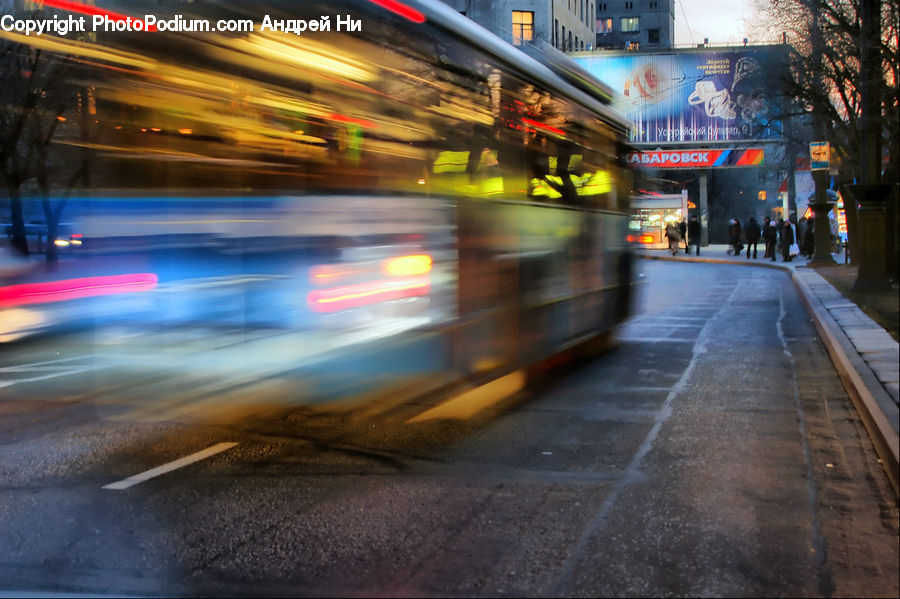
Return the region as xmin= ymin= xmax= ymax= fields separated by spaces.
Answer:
xmin=0 ymin=260 xmax=897 ymax=597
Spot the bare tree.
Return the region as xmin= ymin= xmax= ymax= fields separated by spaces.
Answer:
xmin=749 ymin=0 xmax=898 ymax=185
xmin=1 ymin=1 xmax=94 ymax=262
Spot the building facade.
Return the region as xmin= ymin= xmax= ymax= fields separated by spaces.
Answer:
xmin=595 ymin=0 xmax=674 ymax=50
xmin=441 ymin=1 xmax=595 ymax=52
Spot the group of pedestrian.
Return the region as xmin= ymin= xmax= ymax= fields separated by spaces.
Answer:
xmin=797 ymin=214 xmax=840 ymax=258
xmin=731 ymin=215 xmax=798 ymax=262
xmin=662 ymin=213 xmax=805 ymax=263
xmin=664 ymin=216 xmax=702 ymax=256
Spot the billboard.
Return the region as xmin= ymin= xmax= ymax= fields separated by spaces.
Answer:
xmin=573 ymin=47 xmax=787 ymax=144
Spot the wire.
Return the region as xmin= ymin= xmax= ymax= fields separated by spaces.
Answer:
xmin=677 ymin=0 xmax=696 ymax=45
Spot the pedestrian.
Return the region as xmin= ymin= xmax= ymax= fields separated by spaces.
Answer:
xmin=687 ymin=215 xmax=701 ymax=256
xmin=762 ymin=216 xmax=777 ymax=261
xmin=829 ymin=213 xmax=840 ymax=253
xmin=781 ymin=217 xmax=796 ymax=262
xmin=678 ymin=219 xmax=687 ymax=254
xmin=728 ymin=218 xmax=742 ymax=256
xmin=798 ymin=216 xmax=809 ymax=256
xmin=803 ymin=214 xmax=815 ymax=258
xmin=665 ymin=221 xmax=681 ymax=256
xmin=744 ymin=216 xmax=761 ymax=259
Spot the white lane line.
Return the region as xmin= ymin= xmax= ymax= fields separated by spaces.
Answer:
xmin=102 ymin=442 xmax=238 ymax=490
xmin=0 ymin=366 xmax=102 ymax=389
xmin=0 ymin=356 xmax=94 ymax=369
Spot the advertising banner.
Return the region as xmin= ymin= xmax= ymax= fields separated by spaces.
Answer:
xmin=573 ymin=47 xmax=786 ymax=144
xmin=809 ymin=141 xmax=831 ymax=170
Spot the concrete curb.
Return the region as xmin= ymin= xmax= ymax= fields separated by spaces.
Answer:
xmin=791 ymin=270 xmax=900 ymax=495
xmin=637 ymin=250 xmax=900 ymax=496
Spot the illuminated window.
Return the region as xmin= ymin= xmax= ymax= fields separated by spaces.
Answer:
xmin=598 ymin=18 xmax=613 ymax=33
xmin=512 ymin=11 xmax=534 ymax=46
xmin=621 ymin=17 xmax=639 ymax=32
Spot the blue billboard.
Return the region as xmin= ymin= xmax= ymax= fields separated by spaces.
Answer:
xmin=573 ymin=47 xmax=786 ymax=144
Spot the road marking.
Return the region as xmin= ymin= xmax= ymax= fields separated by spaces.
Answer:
xmin=102 ymin=442 xmax=238 ymax=490
xmin=0 ymin=356 xmax=103 ymax=389
xmin=0 ymin=366 xmax=101 ymax=389
xmin=406 ymin=371 xmax=525 ymax=422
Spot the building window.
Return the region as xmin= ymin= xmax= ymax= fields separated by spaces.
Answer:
xmin=624 ymin=1 xmax=633 ymax=9
xmin=555 ymin=19 xmax=559 ymax=47
xmin=512 ymin=11 xmax=534 ymax=46
xmin=621 ymin=17 xmax=639 ymax=32
xmin=648 ymin=28 xmax=660 ymax=44
xmin=598 ymin=18 xmax=613 ymax=33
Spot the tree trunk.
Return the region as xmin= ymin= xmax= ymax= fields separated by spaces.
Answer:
xmin=7 ymin=185 xmax=30 ymax=256
xmin=40 ymin=175 xmax=59 ymax=263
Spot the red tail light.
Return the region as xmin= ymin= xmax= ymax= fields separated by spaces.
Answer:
xmin=0 ymin=273 xmax=158 ymax=308
xmin=307 ymin=277 xmax=430 ymax=313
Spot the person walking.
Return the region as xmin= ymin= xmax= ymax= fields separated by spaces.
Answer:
xmin=678 ymin=219 xmax=688 ymax=254
xmin=781 ymin=217 xmax=796 ymax=262
xmin=762 ymin=216 xmax=777 ymax=260
xmin=728 ymin=218 xmax=742 ymax=256
xmin=797 ymin=216 xmax=809 ymax=256
xmin=664 ymin=221 xmax=681 ymax=256
xmin=744 ymin=216 xmax=761 ymax=259
xmin=687 ymin=215 xmax=701 ymax=256
xmin=803 ymin=214 xmax=816 ymax=258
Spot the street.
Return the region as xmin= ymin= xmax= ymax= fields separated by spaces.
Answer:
xmin=0 ymin=260 xmax=897 ymax=597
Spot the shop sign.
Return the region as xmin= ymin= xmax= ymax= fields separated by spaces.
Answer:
xmin=809 ymin=141 xmax=830 ymax=170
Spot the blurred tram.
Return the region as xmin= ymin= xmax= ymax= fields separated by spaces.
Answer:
xmin=0 ymin=0 xmax=634 ymax=405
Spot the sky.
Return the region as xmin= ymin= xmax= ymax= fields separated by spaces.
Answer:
xmin=673 ymin=0 xmax=760 ymax=47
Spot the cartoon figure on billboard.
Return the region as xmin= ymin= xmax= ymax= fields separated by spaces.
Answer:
xmin=687 ymin=80 xmax=736 ymax=119
xmin=731 ymin=57 xmax=767 ymax=121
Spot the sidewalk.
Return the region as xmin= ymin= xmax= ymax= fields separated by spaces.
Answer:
xmin=635 ymin=243 xmax=900 ymax=496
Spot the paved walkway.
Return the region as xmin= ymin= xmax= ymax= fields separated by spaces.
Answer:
xmin=636 ymin=243 xmax=899 ymax=495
